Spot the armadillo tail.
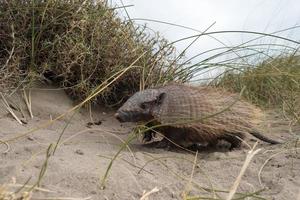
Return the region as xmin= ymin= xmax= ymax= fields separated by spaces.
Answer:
xmin=249 ymin=131 xmax=281 ymax=144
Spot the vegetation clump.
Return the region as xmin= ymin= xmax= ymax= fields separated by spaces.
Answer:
xmin=0 ymin=0 xmax=187 ymax=107
xmin=216 ymin=54 xmax=300 ymax=120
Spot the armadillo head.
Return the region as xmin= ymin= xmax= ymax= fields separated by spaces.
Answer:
xmin=115 ymin=89 xmax=166 ymax=123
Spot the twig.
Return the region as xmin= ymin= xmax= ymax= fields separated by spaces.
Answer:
xmin=0 ymin=140 xmax=10 ymax=153
xmin=226 ymin=142 xmax=261 ymax=200
xmin=76 ymin=0 xmax=88 ymax=13
xmin=182 ymin=151 xmax=198 ymax=199
xmin=52 ymin=111 xmax=77 ymax=155
xmin=23 ymin=89 xmax=33 ymax=119
xmin=29 ymin=144 xmax=53 ymax=192
xmin=88 ymin=103 xmax=94 ymax=124
xmin=99 ymin=133 xmax=137 ymax=189
xmin=1 ymin=92 xmax=23 ymax=124
xmin=2 ymin=24 xmax=15 ymax=69
xmin=7 ymin=183 xmax=54 ymax=193
xmin=140 ymin=187 xmax=160 ymax=200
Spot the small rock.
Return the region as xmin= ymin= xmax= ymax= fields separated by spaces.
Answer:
xmin=86 ymin=122 xmax=93 ymax=128
xmin=75 ymin=149 xmax=84 ymax=155
xmin=86 ymin=120 xmax=102 ymax=128
xmin=94 ymin=120 xmax=102 ymax=125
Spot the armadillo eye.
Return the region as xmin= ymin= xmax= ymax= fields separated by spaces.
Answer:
xmin=140 ymin=103 xmax=146 ymax=109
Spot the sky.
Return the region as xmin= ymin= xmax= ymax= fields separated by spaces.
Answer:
xmin=110 ymin=0 xmax=300 ymax=79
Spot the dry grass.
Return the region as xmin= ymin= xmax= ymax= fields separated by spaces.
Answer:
xmin=226 ymin=142 xmax=261 ymax=200
xmin=1 ymin=1 xmax=300 ymax=200
xmin=0 ymin=0 xmax=187 ymax=107
xmin=0 ymin=184 xmax=32 ymax=200
xmin=215 ymin=54 xmax=300 ymax=122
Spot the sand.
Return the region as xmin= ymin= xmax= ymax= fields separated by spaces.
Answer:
xmin=0 ymin=85 xmax=299 ymax=200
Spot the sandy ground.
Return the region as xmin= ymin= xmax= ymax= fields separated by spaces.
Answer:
xmin=0 ymin=86 xmax=300 ymax=200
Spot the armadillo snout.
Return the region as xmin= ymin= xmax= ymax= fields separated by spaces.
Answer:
xmin=115 ymin=110 xmax=152 ymax=123
xmin=114 ymin=111 xmax=127 ymax=122
xmin=115 ymin=110 xmax=135 ymax=122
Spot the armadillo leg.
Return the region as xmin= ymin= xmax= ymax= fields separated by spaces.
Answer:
xmin=142 ymin=130 xmax=154 ymax=143
xmin=154 ymin=139 xmax=172 ymax=150
xmin=142 ymin=122 xmax=163 ymax=143
xmin=223 ymin=132 xmax=245 ymax=150
xmin=155 ymin=127 xmax=189 ymax=149
xmin=207 ymin=140 xmax=218 ymax=148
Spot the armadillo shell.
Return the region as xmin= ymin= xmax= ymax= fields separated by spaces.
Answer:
xmin=152 ymin=84 xmax=263 ymax=136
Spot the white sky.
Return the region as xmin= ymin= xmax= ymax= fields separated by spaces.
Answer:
xmin=111 ymin=0 xmax=300 ymax=80
xmin=113 ymin=0 xmax=300 ymax=51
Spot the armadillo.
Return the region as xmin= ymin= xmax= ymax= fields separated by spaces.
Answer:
xmin=115 ymin=83 xmax=281 ymax=149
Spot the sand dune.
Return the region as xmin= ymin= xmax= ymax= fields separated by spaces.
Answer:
xmin=0 ymin=85 xmax=299 ymax=200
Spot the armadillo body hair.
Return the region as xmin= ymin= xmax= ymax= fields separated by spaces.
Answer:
xmin=115 ymin=83 xmax=280 ymax=149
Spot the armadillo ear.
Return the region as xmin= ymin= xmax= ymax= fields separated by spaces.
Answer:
xmin=156 ymin=92 xmax=166 ymax=105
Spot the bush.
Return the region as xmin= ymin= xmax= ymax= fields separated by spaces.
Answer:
xmin=0 ymin=0 xmax=187 ymax=106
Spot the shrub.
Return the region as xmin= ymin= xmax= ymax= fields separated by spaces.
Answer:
xmin=0 ymin=0 xmax=187 ymax=106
